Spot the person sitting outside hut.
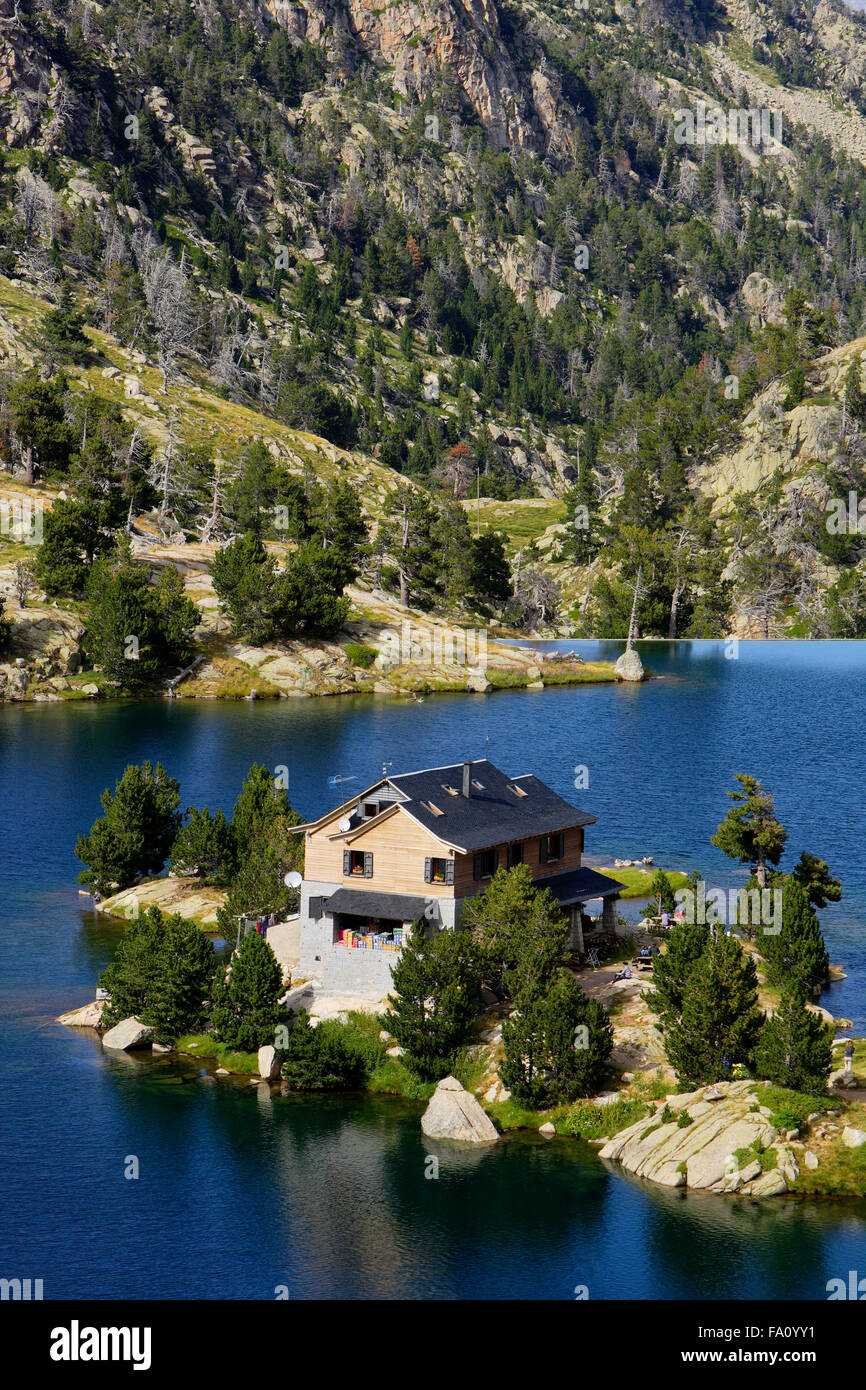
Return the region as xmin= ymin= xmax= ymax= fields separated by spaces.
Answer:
xmin=845 ymin=1040 xmax=855 ymax=1078
xmin=613 ymin=964 xmax=632 ymax=982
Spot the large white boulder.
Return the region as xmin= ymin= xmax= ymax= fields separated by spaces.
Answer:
xmin=842 ymin=1126 xmax=866 ymax=1148
xmin=257 ymin=1045 xmax=281 ymax=1081
xmin=614 ymin=649 xmax=645 ymax=682
xmin=421 ymin=1076 xmax=499 ymax=1145
xmin=102 ymin=1017 xmax=153 ymax=1050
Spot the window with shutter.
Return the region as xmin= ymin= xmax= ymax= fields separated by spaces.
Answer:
xmin=473 ymin=853 xmax=482 ymax=880
xmin=342 ymin=850 xmax=351 ymax=875
xmin=445 ymin=860 xmax=454 ymax=885
xmin=364 ymin=851 xmax=373 ymax=878
xmin=539 ymin=838 xmax=548 ymax=864
xmin=424 ymin=858 xmax=432 ymax=883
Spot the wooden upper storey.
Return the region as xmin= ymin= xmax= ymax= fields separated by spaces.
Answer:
xmin=295 ymin=760 xmax=592 ymax=900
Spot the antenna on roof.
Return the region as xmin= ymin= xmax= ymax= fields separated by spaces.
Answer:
xmin=382 ymin=760 xmax=393 ymax=778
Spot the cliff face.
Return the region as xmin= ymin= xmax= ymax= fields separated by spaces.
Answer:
xmin=260 ymin=0 xmax=580 ymax=160
xmin=5 ymin=0 xmax=866 ymax=639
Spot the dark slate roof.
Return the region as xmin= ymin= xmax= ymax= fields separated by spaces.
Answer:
xmin=324 ymin=888 xmax=438 ymax=923
xmin=534 ymin=866 xmax=625 ymax=904
xmin=387 ymin=758 xmax=596 ymax=853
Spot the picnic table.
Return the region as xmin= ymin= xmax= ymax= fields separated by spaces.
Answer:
xmin=631 ymin=954 xmax=655 ymax=972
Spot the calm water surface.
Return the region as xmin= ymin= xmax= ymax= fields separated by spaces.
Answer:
xmin=2 ymin=639 xmax=866 ymax=1299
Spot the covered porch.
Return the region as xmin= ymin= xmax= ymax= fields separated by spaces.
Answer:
xmin=534 ymin=866 xmax=625 ymax=956
xmin=322 ymin=887 xmax=440 ymax=955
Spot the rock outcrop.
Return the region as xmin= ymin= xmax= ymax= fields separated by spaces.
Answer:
xmin=257 ymin=1044 xmax=282 ymax=1081
xmin=600 ymin=1080 xmax=797 ymax=1196
xmin=56 ymin=1000 xmax=105 ymax=1028
xmin=101 ymin=1017 xmax=154 ymax=1051
xmin=614 ymin=648 xmax=645 ymax=683
xmin=421 ymin=1075 xmax=499 ymax=1144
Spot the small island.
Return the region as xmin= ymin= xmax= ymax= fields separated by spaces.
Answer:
xmin=61 ymin=758 xmax=866 ymax=1199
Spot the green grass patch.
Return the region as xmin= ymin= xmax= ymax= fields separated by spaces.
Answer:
xmin=366 ymin=1056 xmax=435 ymax=1100
xmin=556 ymin=1097 xmax=650 ymax=1140
xmin=176 ymin=1034 xmax=259 ymax=1074
xmin=598 ymin=867 xmax=690 ymax=899
xmin=486 ymin=668 xmax=530 ymax=689
xmin=631 ymin=1069 xmax=671 ymax=1101
xmin=762 ymin=1086 xmax=836 ymax=1132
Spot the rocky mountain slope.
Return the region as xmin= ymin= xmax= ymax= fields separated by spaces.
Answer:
xmin=4 ymin=0 xmax=866 ymax=649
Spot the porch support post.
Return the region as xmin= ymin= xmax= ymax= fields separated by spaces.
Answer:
xmin=568 ymin=905 xmax=584 ymax=954
xmin=602 ymin=894 xmax=619 ymax=935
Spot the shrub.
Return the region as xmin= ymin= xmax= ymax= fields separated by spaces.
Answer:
xmin=557 ymin=1097 xmax=649 ymax=1140
xmin=282 ymin=1010 xmax=366 ymax=1090
xmin=677 ymin=1110 xmax=694 ymax=1128
xmin=762 ymin=1086 xmax=835 ymax=1131
xmin=344 ymin=642 xmax=377 ymax=668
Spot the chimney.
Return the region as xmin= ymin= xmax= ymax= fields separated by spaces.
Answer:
xmin=462 ymin=761 xmax=471 ymax=798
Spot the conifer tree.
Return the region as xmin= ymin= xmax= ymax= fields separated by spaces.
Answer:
xmin=386 ymin=926 xmax=482 ymax=1079
xmin=76 ymin=761 xmax=181 ymax=895
xmin=281 ymin=1009 xmax=364 ymax=1090
xmin=792 ymin=851 xmax=842 ymax=911
xmin=711 ymin=774 xmax=788 ymax=887
xmin=664 ymin=933 xmax=763 ymax=1086
xmin=759 ymin=876 xmax=829 ymax=998
xmin=170 ymin=807 xmax=234 ymax=883
xmin=754 ymin=987 xmax=833 ymax=1094
xmin=98 ymin=906 xmax=216 ymax=1044
xmin=210 ymin=928 xmax=284 ymax=1052
xmin=648 ymin=918 xmax=710 ymax=1024
xmin=500 ymin=969 xmax=613 ymax=1106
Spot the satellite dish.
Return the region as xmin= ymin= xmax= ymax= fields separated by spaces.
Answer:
xmin=284 ymin=870 xmax=302 ymax=889
xmin=338 ymin=816 xmax=352 ymax=832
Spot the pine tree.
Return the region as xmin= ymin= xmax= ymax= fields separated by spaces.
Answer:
xmin=386 ymin=926 xmax=483 ymax=1079
xmin=711 ymin=774 xmax=787 ymax=886
xmin=170 ymin=807 xmax=234 ymax=883
xmin=210 ymin=928 xmax=284 ymax=1052
xmin=76 ymin=761 xmax=181 ymax=896
xmin=37 ymin=281 xmax=91 ymax=368
xmin=463 ymin=863 xmax=569 ymax=1005
xmin=648 ymin=918 xmax=710 ymax=1024
xmin=98 ymin=907 xmax=216 ymax=1044
xmin=281 ymin=1010 xmax=364 ymax=1090
xmin=643 ymin=869 xmax=677 ymax=918
xmin=760 ymin=876 xmax=829 ymax=997
xmin=501 ymin=969 xmax=613 ymax=1105
xmin=754 ymin=987 xmax=833 ymax=1095
xmin=664 ymin=934 xmax=763 ymax=1087
xmin=792 ymin=852 xmax=842 ymax=911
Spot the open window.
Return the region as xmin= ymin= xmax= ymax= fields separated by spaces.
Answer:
xmin=344 ymin=849 xmax=373 ymax=877
xmin=540 ymin=832 xmax=564 ymax=864
xmin=424 ymin=856 xmax=454 ymax=885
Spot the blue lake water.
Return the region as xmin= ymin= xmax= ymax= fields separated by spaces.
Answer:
xmin=2 ymin=640 xmax=866 ymax=1299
